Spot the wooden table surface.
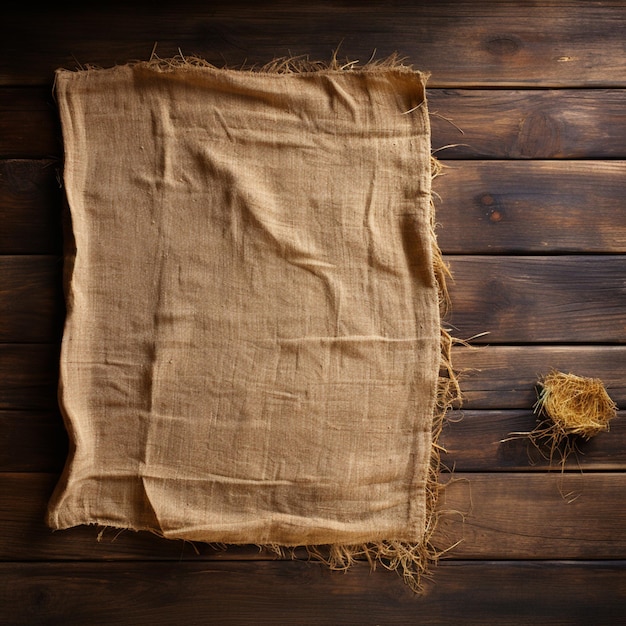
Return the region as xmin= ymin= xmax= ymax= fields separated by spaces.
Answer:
xmin=1 ymin=2 xmax=625 ymax=624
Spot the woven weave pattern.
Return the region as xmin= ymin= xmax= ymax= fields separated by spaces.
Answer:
xmin=47 ymin=62 xmax=444 ymax=583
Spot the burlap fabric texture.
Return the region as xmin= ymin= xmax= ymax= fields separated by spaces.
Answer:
xmin=47 ymin=56 xmax=458 ymax=592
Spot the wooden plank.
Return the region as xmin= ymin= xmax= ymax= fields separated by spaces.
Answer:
xmin=429 ymin=89 xmax=626 ymax=159
xmin=0 ymin=256 xmax=63 ymax=343
xmin=0 ymin=160 xmax=62 ymax=254
xmin=440 ymin=410 xmax=626 ymax=471
xmin=4 ymin=159 xmax=626 ymax=254
xmin=1 ymin=256 xmax=624 ymax=343
xmin=5 ymin=88 xmax=626 ymax=160
xmin=3 ymin=408 xmax=624 ymax=474
xmin=436 ymin=472 xmax=626 ymax=558
xmin=1 ymin=560 xmax=625 ymax=626
xmin=445 ymin=256 xmax=626 ymax=344
xmin=0 ymin=88 xmax=60 ymax=158
xmin=453 ymin=345 xmax=626 ymax=409
xmin=0 ymin=411 xmax=67 ymax=472
xmin=0 ymin=344 xmax=59 ymax=411
xmin=1 ymin=472 xmax=625 ymax=560
xmin=1 ymin=344 xmax=623 ymax=412
xmin=3 ymin=2 xmax=626 ymax=87
xmin=434 ymin=161 xmax=626 ymax=253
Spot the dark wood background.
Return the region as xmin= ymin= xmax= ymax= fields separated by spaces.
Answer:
xmin=1 ymin=2 xmax=625 ymax=624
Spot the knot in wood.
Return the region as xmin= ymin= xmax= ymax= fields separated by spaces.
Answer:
xmin=485 ymin=35 xmax=522 ymax=56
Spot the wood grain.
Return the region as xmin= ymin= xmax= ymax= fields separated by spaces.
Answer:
xmin=435 ymin=161 xmax=626 ymax=253
xmin=2 ymin=560 xmax=625 ymax=625
xmin=436 ymin=472 xmax=626 ymax=558
xmin=1 ymin=344 xmax=623 ymax=412
xmin=0 ymin=256 xmax=63 ymax=343
xmin=0 ymin=89 xmax=60 ymax=158
xmin=3 ymin=159 xmax=626 ymax=254
xmin=2 ymin=472 xmax=625 ymax=561
xmin=2 ymin=255 xmax=624 ymax=343
xmin=4 ymin=89 xmax=626 ymax=160
xmin=0 ymin=411 xmax=67 ymax=472
xmin=440 ymin=410 xmax=626 ymax=471
xmin=3 ymin=408 xmax=624 ymax=474
xmin=3 ymin=1 xmax=626 ymax=87
xmin=429 ymin=89 xmax=626 ymax=158
xmin=446 ymin=255 xmax=626 ymax=343
xmin=0 ymin=160 xmax=62 ymax=253
xmin=0 ymin=344 xmax=60 ymax=411
xmin=453 ymin=345 xmax=626 ymax=409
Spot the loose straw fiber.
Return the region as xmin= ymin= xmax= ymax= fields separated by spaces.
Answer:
xmin=534 ymin=370 xmax=617 ymax=440
xmin=521 ymin=370 xmax=619 ymax=466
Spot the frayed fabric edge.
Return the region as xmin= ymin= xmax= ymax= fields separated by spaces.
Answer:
xmin=56 ymin=49 xmax=425 ymax=77
xmin=52 ymin=51 xmax=463 ymax=594
xmin=279 ymin=154 xmax=463 ymax=595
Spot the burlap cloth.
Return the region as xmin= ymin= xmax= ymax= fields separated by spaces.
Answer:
xmin=47 ymin=56 xmax=456 ymax=591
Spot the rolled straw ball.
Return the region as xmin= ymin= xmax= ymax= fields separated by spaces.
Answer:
xmin=534 ymin=370 xmax=618 ymax=440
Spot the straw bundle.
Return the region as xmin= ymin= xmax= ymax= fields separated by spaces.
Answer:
xmin=525 ymin=370 xmax=618 ymax=465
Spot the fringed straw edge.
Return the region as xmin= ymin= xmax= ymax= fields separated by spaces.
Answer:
xmin=59 ymin=47 xmax=419 ymax=76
